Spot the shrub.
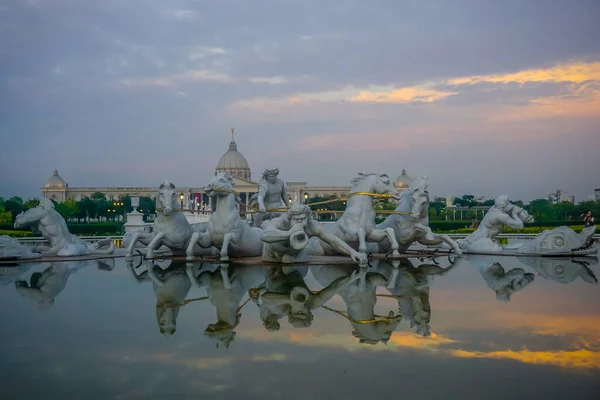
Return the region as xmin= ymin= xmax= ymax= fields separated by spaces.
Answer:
xmin=0 ymin=229 xmax=34 ymax=237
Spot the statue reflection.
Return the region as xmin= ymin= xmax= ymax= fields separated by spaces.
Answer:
xmin=257 ymin=265 xmax=365 ymax=330
xmin=312 ymin=262 xmax=400 ymax=344
xmin=453 ymin=255 xmax=535 ymax=302
xmin=376 ymin=258 xmax=454 ymax=337
xmin=15 ymin=258 xmax=114 ymax=309
xmin=127 ymin=259 xmax=191 ymax=336
xmin=517 ymin=257 xmax=598 ymax=285
xmin=186 ymin=262 xmax=266 ymax=348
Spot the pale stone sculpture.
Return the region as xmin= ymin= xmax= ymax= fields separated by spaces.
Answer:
xmin=249 ymin=168 xmax=289 ymax=228
xmin=0 ymin=235 xmax=42 ymax=260
xmin=0 ymin=262 xmax=33 ymax=286
xmin=311 ymin=263 xmax=400 ymax=344
xmin=377 ymin=258 xmax=455 ymax=337
xmin=124 ymin=181 xmax=219 ymax=259
xmin=307 ymin=172 xmax=401 ymax=259
xmin=375 ymin=176 xmax=462 ymax=255
xmin=453 ymin=255 xmax=535 ymax=302
xmin=186 ymin=262 xmax=266 ymax=347
xmin=518 ymin=256 xmax=598 ymax=285
xmin=14 ymin=198 xmax=114 ymax=256
xmin=14 ymin=259 xmax=113 ymax=309
xmin=512 ymin=226 xmax=598 ymax=256
xmin=455 ymin=195 xmax=534 ymax=253
xmin=256 ymin=265 xmax=367 ymax=329
xmin=126 ymin=259 xmax=192 ymax=336
xmin=187 ymin=173 xmax=263 ymax=262
xmin=261 ymin=203 xmax=368 ymax=264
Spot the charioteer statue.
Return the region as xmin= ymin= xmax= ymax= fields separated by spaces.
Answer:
xmin=250 ymin=167 xmax=289 ymax=228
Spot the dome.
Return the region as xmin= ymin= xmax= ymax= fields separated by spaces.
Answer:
xmin=215 ymin=136 xmax=252 ymax=180
xmin=44 ymin=169 xmax=66 ymax=189
xmin=394 ymin=169 xmax=410 ymax=190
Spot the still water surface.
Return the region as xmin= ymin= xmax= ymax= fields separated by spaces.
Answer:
xmin=0 ymin=255 xmax=599 ymax=399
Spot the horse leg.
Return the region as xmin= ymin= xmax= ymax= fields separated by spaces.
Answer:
xmin=415 ymin=224 xmax=463 ymax=256
xmin=219 ymin=265 xmax=233 ymax=290
xmin=186 ymin=231 xmax=201 ymax=261
xmin=369 ymin=228 xmax=400 ymax=257
xmin=387 ymin=266 xmax=400 ymax=290
xmin=357 ymin=228 xmax=367 ymax=254
xmin=126 ymin=231 xmax=148 ymax=257
xmin=145 ymin=232 xmax=165 ymax=259
xmin=220 ymin=232 xmax=237 ymax=262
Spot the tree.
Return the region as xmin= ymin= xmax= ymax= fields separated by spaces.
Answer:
xmin=0 ymin=200 xmax=11 ymax=223
xmin=3 ymin=197 xmax=24 ymax=222
xmin=139 ymin=196 xmax=156 ymax=215
xmin=24 ymin=198 xmax=40 ymax=210
xmin=55 ymin=199 xmax=79 ymax=221
xmin=453 ymin=195 xmax=477 ymax=208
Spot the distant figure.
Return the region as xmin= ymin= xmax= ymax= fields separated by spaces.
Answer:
xmin=584 ymin=211 xmax=595 ymax=228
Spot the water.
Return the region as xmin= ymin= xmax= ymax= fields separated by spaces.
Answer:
xmin=0 ymin=255 xmax=598 ymax=399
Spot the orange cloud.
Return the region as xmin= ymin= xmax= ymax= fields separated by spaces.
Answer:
xmin=348 ymin=86 xmax=457 ymax=103
xmin=451 ymin=349 xmax=600 ymax=369
xmin=448 ymin=62 xmax=600 ymax=85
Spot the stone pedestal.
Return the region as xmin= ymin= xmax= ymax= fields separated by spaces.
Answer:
xmin=124 ymin=212 xmax=146 ymax=232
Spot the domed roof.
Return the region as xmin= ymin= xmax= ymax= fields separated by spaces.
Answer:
xmin=216 ymin=139 xmax=250 ymax=170
xmin=394 ymin=169 xmax=410 ymax=190
xmin=44 ymin=169 xmax=66 ymax=189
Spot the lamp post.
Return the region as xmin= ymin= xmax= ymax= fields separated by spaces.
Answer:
xmin=304 ymin=192 xmax=308 ymax=204
xmin=288 ymin=197 xmax=292 ymax=205
xmin=180 ymin=193 xmax=184 ymax=209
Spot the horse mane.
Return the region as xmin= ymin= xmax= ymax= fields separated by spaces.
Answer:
xmin=350 ymin=172 xmax=378 ymax=186
xmin=408 ymin=176 xmax=429 ymax=193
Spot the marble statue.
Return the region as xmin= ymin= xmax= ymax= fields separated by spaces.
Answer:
xmin=13 ymin=198 xmax=114 ymax=257
xmin=376 ymin=258 xmax=454 ymax=336
xmin=454 ymin=195 xmax=534 ymax=254
xmin=124 ymin=181 xmax=219 ymax=259
xmin=511 ymin=226 xmax=598 ymax=256
xmin=256 ymin=265 xmax=367 ymax=329
xmin=186 ymin=262 xmax=266 ymax=347
xmin=453 ymin=255 xmax=535 ymax=302
xmin=311 ymin=263 xmax=400 ymax=344
xmin=14 ymin=259 xmax=113 ymax=309
xmin=126 ymin=259 xmax=192 ymax=336
xmin=0 ymin=235 xmax=42 ymax=260
xmin=261 ymin=203 xmax=368 ymax=264
xmin=374 ymin=176 xmax=462 ymax=255
xmin=518 ymin=256 xmax=598 ymax=285
xmin=307 ymin=172 xmax=401 ymax=259
xmin=0 ymin=262 xmax=34 ymax=286
xmin=187 ymin=173 xmax=263 ymax=262
xmin=249 ymin=168 xmax=289 ymax=228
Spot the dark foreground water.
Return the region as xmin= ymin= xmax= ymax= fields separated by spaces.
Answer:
xmin=0 ymin=254 xmax=599 ymax=399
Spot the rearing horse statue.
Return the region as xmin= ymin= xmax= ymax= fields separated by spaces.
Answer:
xmin=375 ymin=176 xmax=462 ymax=255
xmin=307 ymin=172 xmax=401 ymax=259
xmin=124 ymin=181 xmax=218 ymax=259
xmin=187 ymin=173 xmax=263 ymax=262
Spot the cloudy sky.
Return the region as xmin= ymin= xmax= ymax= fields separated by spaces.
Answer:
xmin=1 ymin=0 xmax=599 ymax=202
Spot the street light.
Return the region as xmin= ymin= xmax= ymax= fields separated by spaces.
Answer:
xmin=288 ymin=197 xmax=292 ymax=205
xmin=304 ymin=193 xmax=308 ymax=204
xmin=180 ymin=193 xmax=184 ymax=209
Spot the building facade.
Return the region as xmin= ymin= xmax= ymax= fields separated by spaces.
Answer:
xmin=42 ymin=134 xmax=407 ymax=210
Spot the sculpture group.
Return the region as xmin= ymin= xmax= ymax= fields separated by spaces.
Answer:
xmin=2 ymin=166 xmax=597 ymax=263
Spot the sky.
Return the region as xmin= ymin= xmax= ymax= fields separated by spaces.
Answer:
xmin=1 ymin=0 xmax=599 ymax=202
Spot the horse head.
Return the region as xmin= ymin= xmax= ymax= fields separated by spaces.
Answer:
xmin=14 ymin=198 xmax=54 ymax=229
xmin=407 ymin=176 xmax=430 ymax=221
xmin=204 ymin=173 xmax=238 ymax=201
xmin=351 ymin=172 xmax=400 ymax=201
xmin=156 ymin=302 xmax=180 ymax=335
xmin=156 ymin=181 xmax=178 ymax=216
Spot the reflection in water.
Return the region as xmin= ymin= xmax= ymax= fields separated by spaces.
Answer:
xmin=187 ymin=262 xmax=266 ymax=347
xmin=15 ymin=259 xmax=114 ymax=309
xmin=127 ymin=259 xmax=192 ymax=335
xmin=453 ymin=255 xmax=535 ymax=302
xmin=312 ymin=262 xmax=400 ymax=344
xmin=518 ymin=257 xmax=598 ymax=285
xmin=258 ymin=265 xmax=366 ymax=330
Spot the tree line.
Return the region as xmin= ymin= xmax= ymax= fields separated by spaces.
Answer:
xmin=0 ymin=193 xmax=156 ymax=224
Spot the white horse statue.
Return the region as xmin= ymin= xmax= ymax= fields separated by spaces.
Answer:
xmin=125 ymin=181 xmax=218 ymax=259
xmin=187 ymin=173 xmax=263 ymax=262
xmin=186 ymin=262 xmax=267 ymax=348
xmin=374 ymin=176 xmax=462 ymax=255
xmin=311 ymin=263 xmax=401 ymax=345
xmin=14 ymin=198 xmax=114 ymax=256
xmin=307 ymin=172 xmax=401 ymax=258
xmin=126 ymin=259 xmax=192 ymax=336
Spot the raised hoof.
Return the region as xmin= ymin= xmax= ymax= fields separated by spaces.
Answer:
xmin=220 ymin=256 xmax=230 ymax=263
